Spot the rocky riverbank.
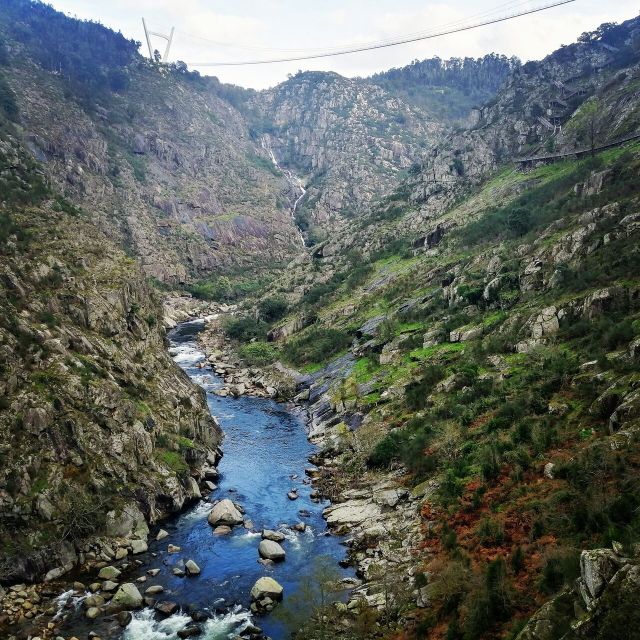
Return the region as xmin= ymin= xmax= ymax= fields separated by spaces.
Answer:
xmin=174 ymin=298 xmax=430 ymax=624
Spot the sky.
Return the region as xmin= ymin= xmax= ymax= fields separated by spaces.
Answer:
xmin=47 ymin=0 xmax=639 ymax=89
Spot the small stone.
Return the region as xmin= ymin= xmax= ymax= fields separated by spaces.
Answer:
xmin=213 ymin=526 xmax=232 ymax=536
xmin=85 ymin=606 xmax=101 ymax=619
xmin=167 ymin=544 xmax=181 ymax=553
xmin=185 ymin=560 xmax=201 ymax=576
xmin=117 ymin=610 xmax=133 ymax=627
xmin=177 ymin=627 xmax=201 ymax=639
xmin=262 ymin=529 xmax=286 ymax=542
xmin=115 ymin=548 xmax=128 ymax=561
xmin=102 ymin=581 xmax=118 ymax=592
xmin=130 ymin=540 xmax=148 ymax=555
xmin=172 ymin=568 xmax=186 ymax=577
xmin=156 ymin=529 xmax=169 ymax=541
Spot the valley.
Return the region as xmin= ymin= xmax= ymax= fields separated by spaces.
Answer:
xmin=0 ymin=2 xmax=640 ymax=640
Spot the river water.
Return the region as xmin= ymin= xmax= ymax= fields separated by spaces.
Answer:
xmin=103 ymin=319 xmax=354 ymax=639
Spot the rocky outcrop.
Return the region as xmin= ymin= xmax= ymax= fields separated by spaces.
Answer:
xmin=254 ymin=71 xmax=445 ymax=235
xmin=516 ymin=544 xmax=640 ymax=640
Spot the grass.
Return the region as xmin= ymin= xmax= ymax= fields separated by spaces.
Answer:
xmin=409 ymin=342 xmax=466 ymax=361
xmin=157 ymin=449 xmax=188 ymax=474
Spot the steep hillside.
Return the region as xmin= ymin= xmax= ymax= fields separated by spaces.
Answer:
xmin=0 ymin=94 xmax=221 ymax=584
xmin=214 ymin=19 xmax=640 ymax=640
xmin=0 ymin=0 xmax=302 ymax=283
xmin=253 ymin=71 xmax=445 ymax=242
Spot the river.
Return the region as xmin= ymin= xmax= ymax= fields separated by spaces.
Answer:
xmin=70 ymin=318 xmax=353 ymax=640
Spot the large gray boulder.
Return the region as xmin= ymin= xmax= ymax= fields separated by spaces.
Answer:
xmin=111 ymin=583 xmax=143 ymax=609
xmin=207 ymin=499 xmax=244 ymax=527
xmin=580 ymin=549 xmax=619 ymax=599
xmin=250 ymin=576 xmax=283 ymax=614
xmin=258 ymin=540 xmax=285 ymax=561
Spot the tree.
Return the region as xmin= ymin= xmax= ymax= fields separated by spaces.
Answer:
xmin=579 ymin=98 xmax=602 ymax=157
xmin=274 ymin=555 xmax=342 ymax=638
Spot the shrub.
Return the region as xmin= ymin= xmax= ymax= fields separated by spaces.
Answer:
xmin=258 ymin=297 xmax=288 ymax=323
xmin=476 ymin=517 xmax=505 ymax=546
xmin=238 ymin=341 xmax=278 ymax=366
xmin=405 ymin=365 xmax=445 ymax=410
xmin=283 ymin=326 xmax=351 ymax=365
xmin=224 ymin=317 xmax=267 ymax=342
xmin=369 ymin=431 xmax=404 ymax=468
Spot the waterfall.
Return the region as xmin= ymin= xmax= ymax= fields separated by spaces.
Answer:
xmin=261 ymin=136 xmax=307 ymax=247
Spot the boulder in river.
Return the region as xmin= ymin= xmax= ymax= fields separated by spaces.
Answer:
xmin=145 ymin=585 xmax=164 ymax=595
xmin=85 ymin=606 xmax=101 ymax=619
xmin=155 ymin=600 xmax=179 ymax=616
xmin=262 ymin=529 xmax=286 ymax=542
xmin=112 ymin=583 xmax=143 ymax=609
xmin=98 ymin=566 xmax=121 ymax=580
xmin=130 ymin=539 xmax=148 ymax=555
xmin=258 ymin=540 xmax=286 ymax=561
xmin=213 ymin=525 xmax=232 ymax=535
xmin=185 ymin=559 xmax=201 ymax=576
xmin=287 ymin=490 xmax=299 ymax=501
xmin=207 ymin=499 xmax=244 ymax=527
xmin=250 ymin=577 xmax=284 ymax=614
xmin=156 ymin=529 xmax=169 ymax=541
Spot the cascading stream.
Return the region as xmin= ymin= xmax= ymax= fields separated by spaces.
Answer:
xmin=261 ymin=136 xmax=307 ymax=247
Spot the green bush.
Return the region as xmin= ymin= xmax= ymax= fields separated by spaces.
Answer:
xmin=369 ymin=431 xmax=404 ymax=468
xmin=283 ymin=326 xmax=351 ymax=365
xmin=405 ymin=365 xmax=445 ymax=410
xmin=258 ymin=297 xmax=288 ymax=323
xmin=224 ymin=317 xmax=268 ymax=342
xmin=238 ymin=341 xmax=278 ymax=365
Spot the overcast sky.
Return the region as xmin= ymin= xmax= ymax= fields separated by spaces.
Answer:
xmin=48 ymin=0 xmax=639 ymax=89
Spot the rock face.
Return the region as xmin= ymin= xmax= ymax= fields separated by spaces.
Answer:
xmin=207 ymin=499 xmax=244 ymax=527
xmin=250 ymin=577 xmax=284 ymax=614
xmin=255 ymin=72 xmax=445 ymax=238
xmin=258 ymin=540 xmax=286 ymax=561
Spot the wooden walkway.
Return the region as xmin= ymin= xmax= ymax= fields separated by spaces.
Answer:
xmin=515 ymin=132 xmax=640 ymax=168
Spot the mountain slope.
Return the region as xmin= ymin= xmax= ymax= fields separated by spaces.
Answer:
xmin=0 ymin=0 xmax=303 ymax=282
xmin=0 ymin=85 xmax=221 ymax=585
xmin=217 ymin=18 xmax=640 ymax=639
xmin=253 ymin=71 xmax=445 ymax=241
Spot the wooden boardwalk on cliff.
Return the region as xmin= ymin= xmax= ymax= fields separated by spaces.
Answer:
xmin=515 ymin=132 xmax=640 ymax=168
